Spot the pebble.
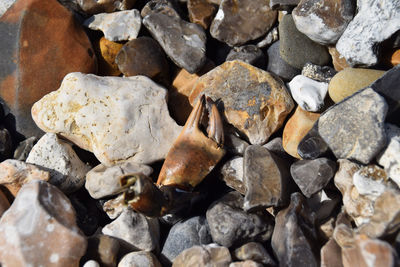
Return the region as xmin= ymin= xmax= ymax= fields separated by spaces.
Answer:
xmin=301 ymin=62 xmax=336 ymax=83
xmin=243 ymin=145 xmax=291 ymax=210
xmin=229 ymin=261 xmax=264 ymax=267
xmin=256 ymin=26 xmax=279 ymax=48
xmin=0 ymin=190 xmax=9 ymax=218
xmin=263 ymin=137 xmax=289 ymax=159
xmin=290 ymin=158 xmax=336 ymax=197
xmin=102 ymin=208 xmax=160 ymax=251
xmin=210 ymin=0 xmax=277 ymax=47
xmin=377 ymin=124 xmax=400 ymax=187
xmin=78 ymin=0 xmax=136 ymax=14
xmin=26 ymin=133 xmax=91 ymax=193
xmin=93 ymin=37 xmax=123 ymax=76
xmin=0 ymin=126 xmax=12 ymax=161
xmin=336 ymin=0 xmax=400 ymax=66
xmin=328 ymin=46 xmax=350 ymax=72
xmin=161 ymin=216 xmax=212 ymax=263
xmin=270 ymin=0 xmax=300 ymax=10
xmin=279 ymin=14 xmax=331 ymax=69
xmin=320 ymin=239 xmax=343 ymax=267
xmin=282 ymin=106 xmax=320 ymax=158
xmin=172 ymin=244 xmax=232 ymax=267
xmin=0 ymin=159 xmax=50 ymax=196
xmin=0 ymin=0 xmax=96 ymax=138
xmin=83 ymin=260 xmax=100 ymax=267
xmin=225 ymin=133 xmax=250 ymax=156
xmin=13 ymin=136 xmax=37 ymax=161
xmin=118 ymin=251 xmax=161 ymax=267
xmin=288 ymin=75 xmax=329 ymax=112
xmin=32 ymin=73 xmax=182 ymax=166
xmin=83 ymin=234 xmax=120 ymax=267
xmin=297 ymin=121 xmax=330 ymax=159
xmin=307 ymin=189 xmax=341 ymax=221
xmin=0 ymin=180 xmax=87 ymax=266
xmin=102 ymin=194 xmax=127 ymax=219
xmin=226 ymin=45 xmax=265 ymax=69
xmin=220 ymin=156 xmax=245 ymax=195
xmin=190 ymin=60 xmax=294 ymax=145
xmin=292 ymin=0 xmax=355 ymax=45
xmin=0 ymin=0 xmax=15 ymax=17
xmin=206 ymin=191 xmax=274 ymax=248
xmin=266 ymin=41 xmax=301 ymax=81
xmin=187 ymin=0 xmax=217 ymax=29
xmin=233 ymin=242 xmax=276 ymax=266
xmin=328 ymin=68 xmax=385 ymax=103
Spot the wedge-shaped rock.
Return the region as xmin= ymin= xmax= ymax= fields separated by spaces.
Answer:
xmin=32 ymin=73 xmax=182 ymax=166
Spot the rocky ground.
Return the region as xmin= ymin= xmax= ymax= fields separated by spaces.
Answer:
xmin=0 ymin=0 xmax=400 ymax=266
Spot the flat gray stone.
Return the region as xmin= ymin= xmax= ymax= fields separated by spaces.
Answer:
xmin=266 ymin=41 xmax=301 ymax=82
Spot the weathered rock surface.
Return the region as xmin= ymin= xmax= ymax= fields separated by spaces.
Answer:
xmin=221 ymin=156 xmax=245 ymax=194
xmin=266 ymin=41 xmax=301 ymax=81
xmin=229 ymin=260 xmax=263 ymax=267
xmin=32 ymin=73 xmax=182 ymax=166
xmin=0 ymin=0 xmax=97 ymax=138
xmin=13 ymin=136 xmax=37 ymax=161
xmin=226 ymin=45 xmax=265 ymax=68
xmin=190 ymin=60 xmax=294 ymax=145
xmin=118 ymin=251 xmax=161 ymax=267
xmin=78 ymin=0 xmax=135 ymax=14
xmin=233 ymin=242 xmax=276 ymax=266
xmin=103 ymin=194 xmax=127 ymax=219
xmin=270 ymin=0 xmax=300 ymax=10
xmin=377 ymin=124 xmax=400 ymax=187
xmin=0 ymin=190 xmax=9 ymax=218
xmin=187 ymin=0 xmax=216 ymax=29
xmin=93 ymin=37 xmax=123 ymax=76
xmin=172 ymin=244 xmax=232 ymax=267
xmin=301 ymin=62 xmax=336 ymax=83
xmin=83 ymin=234 xmax=120 ymax=267
xmin=307 ymin=190 xmax=341 ymax=221
xmin=0 ymin=180 xmax=87 ymax=267
xmin=328 ymin=46 xmax=350 ymax=71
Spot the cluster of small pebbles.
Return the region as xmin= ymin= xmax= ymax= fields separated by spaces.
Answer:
xmin=0 ymin=0 xmax=400 ymax=266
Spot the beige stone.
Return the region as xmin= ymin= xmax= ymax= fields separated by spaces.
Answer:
xmin=172 ymin=244 xmax=232 ymax=267
xmin=320 ymin=239 xmax=343 ymax=267
xmin=328 ymin=46 xmax=350 ymax=71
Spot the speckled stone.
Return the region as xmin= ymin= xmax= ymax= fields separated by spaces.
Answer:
xmin=187 ymin=0 xmax=216 ymax=29
xmin=118 ymin=251 xmax=161 ymax=267
xmin=301 ymin=62 xmax=336 ymax=83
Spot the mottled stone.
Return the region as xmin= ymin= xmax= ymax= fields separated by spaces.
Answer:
xmin=206 ymin=191 xmax=274 ymax=247
xmin=78 ymin=0 xmax=136 ymax=14
xmin=282 ymin=106 xmax=320 ymax=158
xmin=32 ymin=73 xmax=182 ymax=166
xmin=328 ymin=68 xmax=385 ymax=103
xmin=377 ymin=124 xmax=400 ymax=187
xmin=172 ymin=244 xmax=232 ymax=267
xmin=210 ymin=0 xmax=277 ymax=46
xmin=0 ymin=159 xmax=50 ymax=196
xmin=301 ymin=62 xmax=336 ymax=83
xmin=0 ymin=181 xmax=87 ymax=267
xmin=318 ymin=88 xmax=387 ymax=164
xmin=279 ymin=14 xmax=331 ymax=69
xmin=243 ymin=145 xmax=291 ymax=210
xmin=266 ymin=41 xmax=301 ymax=81
xmin=118 ymin=251 xmax=161 ymax=267
xmin=320 ymin=239 xmax=343 ymax=267
xmin=13 ymin=136 xmax=37 ymax=161
xmin=221 ymin=156 xmax=245 ymax=194
xmin=94 ymin=37 xmax=123 ymax=76
xmin=297 ymin=121 xmax=329 ymax=159
xmin=292 ymin=0 xmax=355 ymax=45
xmin=270 ymin=0 xmax=300 ymax=10
xmin=336 ymin=0 xmax=400 ymax=66
xmin=0 ymin=190 xmax=9 ymax=218
xmin=190 ymin=60 xmax=294 ymax=145
xmin=226 ymin=45 xmax=265 ymax=68
xmin=187 ymin=0 xmax=216 ymax=29
xmin=290 ymin=158 xmax=336 ymax=197
xmin=83 ymin=234 xmax=120 ymax=267
xmin=328 ymin=46 xmax=350 ymax=72
xmin=233 ymin=242 xmax=276 ymax=266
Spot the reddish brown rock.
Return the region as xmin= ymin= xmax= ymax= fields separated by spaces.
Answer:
xmin=94 ymin=36 xmax=123 ymax=76
xmin=187 ymin=0 xmax=217 ymax=29
xmin=0 ymin=0 xmax=97 ymax=138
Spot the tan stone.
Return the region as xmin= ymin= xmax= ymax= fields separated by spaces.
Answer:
xmin=187 ymin=0 xmax=217 ymax=29
xmin=190 ymin=60 xmax=294 ymax=145
xmin=328 ymin=68 xmax=385 ymax=103
xmin=95 ymin=36 xmax=123 ymax=76
xmin=320 ymin=239 xmax=343 ymax=267
xmin=172 ymin=244 xmax=232 ymax=267
xmin=282 ymin=106 xmax=320 ymax=158
xmin=328 ymin=46 xmax=350 ymax=71
xmin=0 ymin=190 xmax=9 ymax=218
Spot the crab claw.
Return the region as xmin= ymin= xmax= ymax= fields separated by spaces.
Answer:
xmin=157 ymin=95 xmax=225 ymax=189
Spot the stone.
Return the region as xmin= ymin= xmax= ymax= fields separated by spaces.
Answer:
xmin=229 ymin=261 xmax=264 ymax=267
xmin=266 ymin=41 xmax=301 ymax=81
xmin=0 ymin=126 xmax=12 ymax=161
xmin=143 ymin=11 xmax=207 ymax=74
xmin=270 ymin=0 xmax=300 ymax=10
xmin=83 ymin=234 xmax=120 ymax=267
xmin=290 ymin=158 xmax=336 ymax=197
xmin=390 ymin=49 xmax=400 ymax=67
xmin=207 ymin=0 xmax=221 ymax=4
xmin=301 ymin=62 xmax=336 ymax=83
xmin=225 ymin=133 xmax=250 ymax=156
xmin=226 ymin=45 xmax=265 ymax=68
xmin=256 ymin=27 xmax=279 ymax=48
xmin=26 ymin=133 xmax=91 ymax=193
xmin=263 ymin=137 xmax=289 ymax=159
xmin=292 ymin=0 xmax=355 ymax=45
xmin=279 ymin=14 xmax=331 ymax=69
xmin=0 ymin=159 xmax=50 ymax=196
xmin=318 ymin=88 xmax=387 ymax=164
xmin=328 ymin=46 xmax=350 ymax=72
xmin=161 ymin=216 xmax=213 ymax=263
xmin=102 ymin=208 xmax=159 ymax=251
xmin=0 ymin=0 xmax=97 ymax=138
xmin=243 ymin=145 xmax=291 ymax=210
xmin=84 ymin=10 xmax=141 ymax=42
xmin=336 ymin=0 xmax=400 ymax=67
xmin=32 ymin=73 xmax=182 ymax=166
xmin=190 ymin=60 xmax=294 ymax=145
xmin=233 ymin=242 xmax=276 ymax=266
xmin=220 ymin=156 xmax=245 ymax=195
xmin=0 ymin=180 xmax=87 ymax=267
xmin=206 ymin=191 xmax=274 ymax=248
xmin=103 ymin=193 xmax=127 ymax=219
xmin=187 ymin=0 xmax=217 ymax=29
xmin=297 ymin=121 xmax=329 ymax=159
xmin=13 ymin=136 xmax=37 ymax=161
xmin=78 ymin=0 xmax=136 ymax=14
xmin=0 ymin=190 xmax=9 ymax=218
xmin=210 ymin=0 xmax=277 ymax=47
xmin=115 ymin=37 xmax=169 ymax=83
xmin=282 ymin=106 xmax=320 ymax=158
xmin=377 ymin=124 xmax=400 ymax=187
xmin=307 ymin=189 xmax=341 ymax=221
xmin=288 ymin=75 xmax=328 ymax=112
xmin=328 ymin=68 xmax=385 ymax=103
xmin=118 ymin=251 xmax=161 ymax=267
xmin=94 ymin=37 xmax=123 ymax=76
xmin=320 ymin=239 xmax=343 ymax=267
xmin=141 ymin=0 xmax=181 ymax=18
xmin=83 ymin=260 xmax=100 ymax=267
xmin=85 ymin=161 xmax=152 ymax=199
xmin=0 ymin=0 xmax=15 ymax=17
xmin=173 ymin=244 xmax=231 ymax=267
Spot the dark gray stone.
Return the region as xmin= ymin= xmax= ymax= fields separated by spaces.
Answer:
xmin=206 ymin=191 xmax=274 ymax=248
xmin=226 ymin=45 xmax=265 ymax=68
xmin=297 ymin=122 xmax=329 ymax=159
xmin=290 ymin=158 xmax=337 ymax=198
xmin=263 ymin=137 xmax=290 ymax=159
xmin=13 ymin=136 xmax=37 ymax=161
xmin=270 ymin=0 xmax=300 ymax=10
xmin=266 ymin=41 xmax=301 ymax=82
xmin=0 ymin=126 xmax=12 ymax=161
xmin=301 ymin=62 xmax=336 ymax=83
xmin=233 ymin=242 xmax=277 ymax=266
xmin=141 ymin=0 xmax=180 ymax=18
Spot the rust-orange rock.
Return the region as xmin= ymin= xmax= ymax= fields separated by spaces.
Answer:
xmin=187 ymin=0 xmax=217 ymax=29
xmin=328 ymin=46 xmax=350 ymax=71
xmin=94 ymin=36 xmax=123 ymax=76
xmin=0 ymin=0 xmax=97 ymax=138
xmin=390 ymin=49 xmax=400 ymax=66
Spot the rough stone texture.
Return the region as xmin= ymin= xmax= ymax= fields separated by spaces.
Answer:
xmin=26 ymin=133 xmax=90 ymax=193
xmin=328 ymin=68 xmax=385 ymax=103
xmin=78 ymin=0 xmax=136 ymax=14
xmin=288 ymin=75 xmax=328 ymax=112
xmin=118 ymin=251 xmax=161 ymax=267
xmin=141 ymin=0 xmax=180 ymax=18
xmin=85 ymin=161 xmax=152 ymax=199
xmin=318 ymin=88 xmax=387 ymax=164
xmin=292 ymin=0 xmax=355 ymax=45
xmin=233 ymin=242 xmax=276 ymax=266
xmin=83 ymin=234 xmax=120 ymax=267
xmin=271 ymin=193 xmax=319 ymax=267
xmin=172 ymin=244 xmax=232 ymax=267
xmin=307 ymin=189 xmax=340 ymax=221
xmin=0 ymin=190 xmax=9 ymax=218
xmin=301 ymin=62 xmax=336 ymax=83
xmin=220 ymin=156 xmax=245 ymax=195
xmin=336 ymin=0 xmax=400 ymax=67
xmin=282 ymin=106 xmax=320 ymax=158
xmin=270 ymin=0 xmax=300 ymax=10
xmin=266 ymin=41 xmax=301 ymax=82
xmin=377 ymin=124 xmax=400 ymax=187
xmin=279 ymin=14 xmax=330 ymax=69
xmin=206 ymin=191 xmax=274 ymax=248
xmin=290 ymin=158 xmax=336 ymax=197
xmin=226 ymin=45 xmax=265 ymax=69
xmin=328 ymin=46 xmax=350 ymax=71
xmin=190 ymin=60 xmax=294 ymax=145
xmin=103 ymin=193 xmax=127 ymax=219
xmin=0 ymin=0 xmax=15 ymax=17
xmin=320 ymin=239 xmax=343 ymax=267
xmin=0 ymin=0 xmax=97 ymax=138
xmin=243 ymin=145 xmax=291 ymax=210
xmin=297 ymin=121 xmax=329 ymax=159
xmin=143 ymin=11 xmax=207 ymax=74
xmin=229 ymin=261 xmax=264 ymax=267
xmin=102 ymin=208 xmax=159 ymax=251
xmin=210 ymin=0 xmax=277 ymax=47
xmin=93 ymin=37 xmax=123 ymax=76
xmin=161 ymin=216 xmax=212 ymax=263
xmin=0 ymin=180 xmax=87 ymax=267
xmin=187 ymin=0 xmax=216 ymax=29
xmin=32 ymin=73 xmax=182 ymax=166
xmin=13 ymin=136 xmax=37 ymax=161
xmin=0 ymin=159 xmax=50 ymax=196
